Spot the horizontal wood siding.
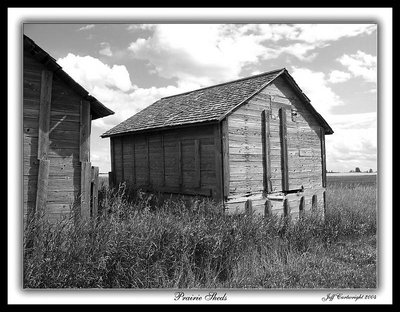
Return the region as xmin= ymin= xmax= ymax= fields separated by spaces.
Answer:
xmin=23 ymin=50 xmax=46 ymax=220
xmin=23 ymin=50 xmax=85 ymax=221
xmin=47 ymin=75 xmax=82 ymax=210
xmin=225 ymin=187 xmax=326 ymax=217
xmin=111 ymin=124 xmax=217 ymax=197
xmin=262 ymin=76 xmax=323 ymax=191
xmin=225 ymin=75 xmax=325 ymax=201
xmin=227 ymin=93 xmax=270 ymax=197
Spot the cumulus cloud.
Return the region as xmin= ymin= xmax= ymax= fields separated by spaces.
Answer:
xmin=290 ymin=66 xmax=344 ymax=117
xmin=284 ymin=24 xmax=376 ymax=43
xmin=328 ymin=70 xmax=352 ymax=83
xmin=235 ymin=24 xmax=375 ymax=44
xmin=325 ymin=112 xmax=377 ymax=172
xmin=289 ymin=66 xmax=376 ymax=171
xmin=338 ymin=50 xmax=377 ymax=83
xmin=57 ymin=53 xmax=188 ymax=131
xmin=58 ymin=53 xmax=133 ymax=92
xmin=128 ymin=24 xmax=269 ymax=87
xmin=127 ymin=24 xmax=376 ymax=87
xmin=126 ymin=24 xmax=155 ymax=32
xmin=61 ymin=24 xmax=377 ymax=172
xmin=99 ymin=42 xmax=113 ymax=57
xmin=78 ymin=24 xmax=95 ymax=31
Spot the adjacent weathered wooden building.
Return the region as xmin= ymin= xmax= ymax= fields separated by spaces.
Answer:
xmin=23 ymin=35 xmax=114 ymax=223
xmin=102 ymin=69 xmax=333 ymax=218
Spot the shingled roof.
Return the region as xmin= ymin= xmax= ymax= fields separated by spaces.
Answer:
xmin=101 ymin=68 xmax=333 ymax=137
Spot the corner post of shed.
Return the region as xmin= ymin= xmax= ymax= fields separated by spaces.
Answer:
xmin=109 ymin=137 xmax=115 ymax=188
xmin=261 ymin=107 xmax=272 ymax=194
xmin=80 ymin=100 xmax=91 ymax=220
xmin=213 ymin=122 xmax=224 ymax=202
xmin=320 ymin=127 xmax=327 ymax=188
xmin=221 ymin=119 xmax=230 ymax=201
xmin=279 ymin=107 xmax=289 ymax=192
xmin=35 ymin=69 xmax=53 ymax=220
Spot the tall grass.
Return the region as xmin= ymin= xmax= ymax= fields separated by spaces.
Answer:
xmin=23 ymin=183 xmax=377 ymax=289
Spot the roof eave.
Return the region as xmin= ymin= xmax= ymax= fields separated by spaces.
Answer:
xmin=281 ymin=70 xmax=334 ymax=135
xmin=24 ymin=35 xmax=115 ymax=120
xmin=101 ymin=119 xmax=220 ymax=138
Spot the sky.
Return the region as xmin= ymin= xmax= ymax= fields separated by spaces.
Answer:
xmin=24 ymin=23 xmax=378 ymax=173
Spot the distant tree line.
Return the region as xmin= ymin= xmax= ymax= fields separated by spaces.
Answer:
xmin=348 ymin=168 xmax=375 ymax=173
xmin=326 ymin=168 xmax=376 ymax=173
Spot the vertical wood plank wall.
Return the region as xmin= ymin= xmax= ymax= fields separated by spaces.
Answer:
xmin=110 ymin=123 xmax=219 ymax=198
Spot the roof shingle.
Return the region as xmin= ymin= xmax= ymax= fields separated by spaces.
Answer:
xmin=101 ymin=68 xmax=334 ymax=137
xmin=101 ymin=69 xmax=284 ymax=137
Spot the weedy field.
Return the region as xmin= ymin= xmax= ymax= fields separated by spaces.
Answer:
xmin=23 ymin=174 xmax=377 ymax=289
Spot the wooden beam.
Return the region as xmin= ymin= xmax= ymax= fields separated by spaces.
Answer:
xmin=221 ymin=119 xmax=230 ymax=199
xmin=91 ymin=166 xmax=99 ymax=218
xmin=79 ymin=100 xmax=91 ymax=162
xmin=279 ymin=108 xmax=289 ymax=192
xmin=161 ymin=134 xmax=165 ymax=186
xmin=80 ymin=100 xmax=91 ymax=220
xmin=261 ymin=109 xmax=272 ymax=194
xmin=283 ymin=198 xmax=290 ymax=217
xmin=80 ymin=161 xmax=91 ymax=219
xmin=264 ymin=199 xmax=272 ymax=217
xmin=145 ymin=136 xmax=150 ymax=186
xmin=110 ymin=138 xmax=115 ymax=187
xmin=245 ymin=199 xmax=253 ymax=215
xmin=35 ymin=70 xmax=53 ymax=218
xmin=194 ymin=139 xmax=201 ymax=188
xmin=108 ymin=171 xmax=114 ymax=189
xmin=213 ymin=123 xmax=223 ymax=200
xmin=299 ymin=196 xmax=305 ymax=219
xmin=132 ymin=135 xmax=136 ymax=187
xmin=141 ymin=185 xmax=212 ymax=197
xmin=311 ymin=194 xmax=318 ymax=212
xmin=320 ymin=127 xmax=327 ymax=188
xmin=35 ymin=159 xmax=50 ymax=215
xmin=178 ymin=141 xmax=183 ymax=187
xmin=120 ymin=136 xmax=124 ymax=182
xmin=37 ymin=70 xmax=53 ymax=160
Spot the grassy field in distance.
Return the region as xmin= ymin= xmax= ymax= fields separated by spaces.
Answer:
xmin=327 ymin=172 xmax=377 ymax=187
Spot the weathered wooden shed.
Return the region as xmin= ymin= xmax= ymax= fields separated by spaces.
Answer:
xmin=23 ymin=35 xmax=114 ymax=223
xmin=101 ymin=68 xmax=333 ymax=218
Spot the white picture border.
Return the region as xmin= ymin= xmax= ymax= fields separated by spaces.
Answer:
xmin=8 ymin=7 xmax=393 ymax=305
